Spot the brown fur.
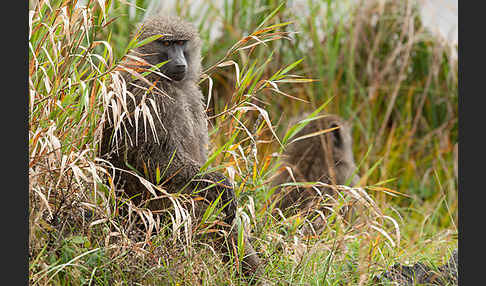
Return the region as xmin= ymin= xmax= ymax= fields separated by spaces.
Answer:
xmin=271 ymin=113 xmax=359 ymax=232
xmin=100 ymin=15 xmax=260 ymax=276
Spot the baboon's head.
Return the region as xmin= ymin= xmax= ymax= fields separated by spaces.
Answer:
xmin=133 ymin=15 xmax=202 ymax=82
xmin=285 ymin=113 xmax=359 ymax=186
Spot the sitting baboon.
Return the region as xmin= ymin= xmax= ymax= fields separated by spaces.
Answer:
xmin=100 ymin=15 xmax=260 ymax=276
xmin=270 ymin=112 xmax=360 ymax=233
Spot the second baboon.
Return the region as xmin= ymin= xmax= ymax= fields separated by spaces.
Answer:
xmin=270 ymin=113 xmax=360 ymax=233
xmin=100 ymin=15 xmax=260 ymax=276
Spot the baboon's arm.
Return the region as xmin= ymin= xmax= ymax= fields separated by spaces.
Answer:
xmin=127 ymin=142 xmax=237 ymax=224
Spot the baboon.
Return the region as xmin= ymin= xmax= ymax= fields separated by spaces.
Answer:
xmin=270 ymin=113 xmax=359 ymax=233
xmin=100 ymin=15 xmax=260 ymax=276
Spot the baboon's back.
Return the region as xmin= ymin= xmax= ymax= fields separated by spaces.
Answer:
xmin=272 ymin=113 xmax=359 ymax=212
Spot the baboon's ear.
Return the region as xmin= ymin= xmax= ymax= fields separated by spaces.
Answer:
xmin=329 ymin=123 xmax=342 ymax=147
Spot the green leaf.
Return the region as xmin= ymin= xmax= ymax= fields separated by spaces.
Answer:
xmin=279 ymin=58 xmax=304 ymax=77
xmin=255 ymin=2 xmax=286 ymax=31
xmin=281 ymin=96 xmax=335 ymax=146
xmin=156 ymin=165 xmax=161 ymax=185
xmin=238 ymin=219 xmax=244 ymax=263
xmin=140 ymin=60 xmax=168 ymax=77
xmin=200 ymin=189 xmax=224 ymax=225
xmin=133 ymin=34 xmax=163 ymax=49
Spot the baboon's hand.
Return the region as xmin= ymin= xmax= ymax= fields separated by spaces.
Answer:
xmin=204 ymin=172 xmax=237 ymax=225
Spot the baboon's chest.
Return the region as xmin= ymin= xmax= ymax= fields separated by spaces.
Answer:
xmin=167 ymin=91 xmax=208 ymax=164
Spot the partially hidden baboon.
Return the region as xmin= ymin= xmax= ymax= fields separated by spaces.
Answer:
xmin=270 ymin=113 xmax=360 ymax=233
xmin=100 ymin=15 xmax=260 ymax=276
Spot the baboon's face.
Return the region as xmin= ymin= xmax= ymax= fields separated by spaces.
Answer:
xmin=325 ymin=119 xmax=359 ymax=185
xmin=327 ymin=120 xmax=353 ymax=163
xmin=154 ymin=39 xmax=189 ymax=81
xmin=134 ymin=15 xmax=202 ymax=83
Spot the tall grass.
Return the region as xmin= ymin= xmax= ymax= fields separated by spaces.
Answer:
xmin=29 ymin=0 xmax=457 ymax=285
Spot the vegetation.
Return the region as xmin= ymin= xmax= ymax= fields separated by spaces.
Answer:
xmin=29 ymin=0 xmax=457 ymax=285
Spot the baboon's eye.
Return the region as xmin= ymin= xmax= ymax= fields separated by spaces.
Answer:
xmin=329 ymin=123 xmax=342 ymax=147
xmin=175 ymin=40 xmax=185 ymax=46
